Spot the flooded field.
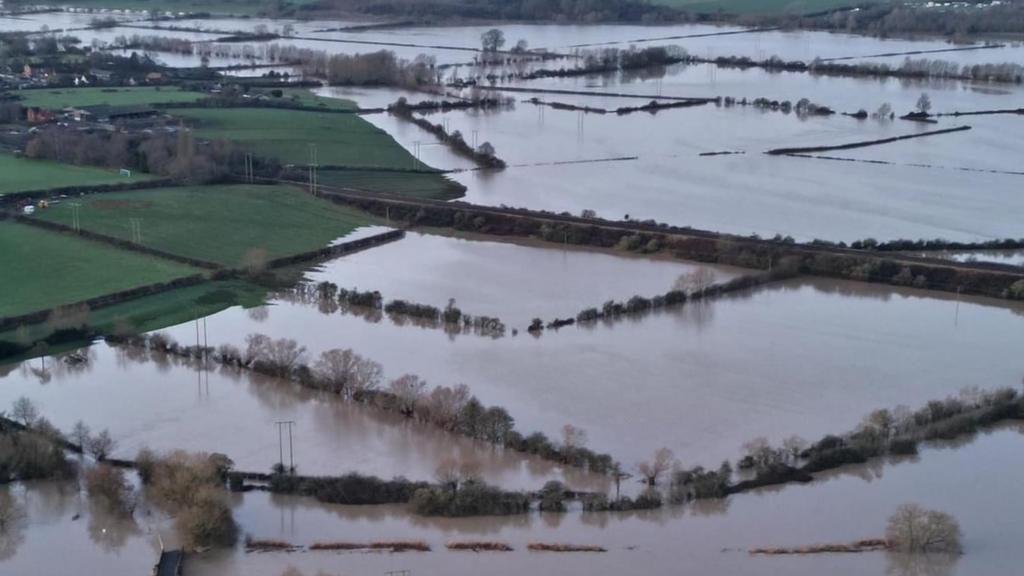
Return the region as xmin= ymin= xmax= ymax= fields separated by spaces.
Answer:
xmin=0 ymin=346 xmax=604 ymax=491
xmin=184 ymin=424 xmax=1024 ymax=576
xmin=0 ymin=480 xmax=163 ymax=576
xmin=305 ymin=231 xmax=743 ymax=321
xmin=4 ymin=9 xmax=1024 ymax=575
xmin=22 ymin=233 xmax=1005 ymax=469
xmin=410 ymin=97 xmax=1024 ymax=242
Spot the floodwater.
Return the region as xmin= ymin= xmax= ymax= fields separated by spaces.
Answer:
xmin=0 ymin=346 xmax=605 ymax=492
xmin=186 ymin=424 xmax=1024 ymax=576
xmin=130 ymin=234 xmax=1024 ymax=468
xmin=0 ymin=480 xmax=163 ymax=576
xmin=422 ymin=96 xmax=1024 ymax=242
xmin=304 ymin=231 xmax=742 ymax=321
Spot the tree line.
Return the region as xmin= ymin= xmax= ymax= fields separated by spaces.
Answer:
xmin=106 ymin=331 xmax=618 ymax=475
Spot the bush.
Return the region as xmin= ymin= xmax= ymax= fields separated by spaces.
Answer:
xmin=270 ymin=472 xmax=427 ymax=505
xmin=802 ymin=447 xmax=868 ymax=473
xmin=84 ymin=464 xmax=135 ymax=515
xmin=174 ymin=486 xmax=237 ymax=550
xmin=888 ymin=438 xmax=919 ymax=455
xmin=539 ymin=481 xmax=567 ymax=512
xmin=410 ymin=481 xmax=529 ymax=517
xmin=633 ymin=487 xmax=663 ymax=510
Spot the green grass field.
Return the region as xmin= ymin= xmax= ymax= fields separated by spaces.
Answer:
xmin=0 ymin=278 xmax=266 ymax=352
xmin=0 ymin=220 xmax=199 ymax=318
xmin=0 ymin=154 xmax=151 ymax=196
xmin=14 ymin=87 xmax=206 ymax=110
xmin=655 ymin=0 xmax=879 ymax=15
xmin=34 ymin=184 xmax=376 ymax=267
xmin=317 ymin=169 xmax=466 ymax=200
xmin=271 ymin=88 xmax=358 ymax=111
xmin=170 ymin=107 xmax=430 ymax=169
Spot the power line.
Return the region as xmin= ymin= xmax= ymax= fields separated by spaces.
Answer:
xmin=275 ymin=421 xmax=296 ymax=473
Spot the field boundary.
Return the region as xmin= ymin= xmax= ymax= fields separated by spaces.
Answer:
xmin=263 ymin=179 xmax=1024 ymax=299
xmin=0 ymin=274 xmax=210 ymax=331
xmin=0 ymin=178 xmax=176 ymax=205
xmin=265 ymin=229 xmax=406 ymax=269
xmin=12 ymin=214 xmax=225 ymax=270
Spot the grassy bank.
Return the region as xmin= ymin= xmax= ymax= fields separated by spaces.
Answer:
xmin=0 ymin=154 xmax=151 ymax=195
xmin=33 ymin=184 xmax=375 ymax=266
xmin=12 ymin=86 xmax=206 ymax=109
xmin=171 ymin=107 xmax=430 ymax=169
xmin=0 ymin=220 xmax=199 ymax=317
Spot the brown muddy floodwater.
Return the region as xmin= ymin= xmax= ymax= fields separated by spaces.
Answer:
xmin=3 ymin=232 xmax=1016 ymax=478
xmin=186 ymin=425 xmax=1024 ymax=576
xmin=0 ymin=480 xmax=166 ymax=576
xmin=0 ymin=349 xmax=605 ymax=492
xmin=138 ymin=232 xmax=1024 ymax=470
xmin=305 ymin=231 xmax=744 ymax=322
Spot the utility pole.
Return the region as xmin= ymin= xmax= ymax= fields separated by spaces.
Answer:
xmin=275 ymin=421 xmax=296 ymax=473
xmin=69 ymin=203 xmax=81 ymax=232
xmin=308 ymin=143 xmax=318 ymax=195
xmin=129 ymin=218 xmax=142 ymax=243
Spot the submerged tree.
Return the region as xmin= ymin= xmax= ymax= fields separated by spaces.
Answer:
xmin=886 ymin=503 xmax=962 ymax=554
xmin=637 ymin=447 xmax=675 ymax=487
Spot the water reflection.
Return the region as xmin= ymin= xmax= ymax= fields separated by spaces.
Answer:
xmin=0 ymin=488 xmax=26 ymax=562
xmin=886 ymin=552 xmax=958 ymax=576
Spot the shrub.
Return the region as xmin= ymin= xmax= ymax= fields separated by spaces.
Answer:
xmin=410 ymin=481 xmax=529 ymax=517
xmin=538 ymin=481 xmax=567 ymax=512
xmin=633 ymin=487 xmax=663 ymax=510
xmin=174 ymin=486 xmax=237 ymax=550
xmin=84 ymin=464 xmax=135 ymax=515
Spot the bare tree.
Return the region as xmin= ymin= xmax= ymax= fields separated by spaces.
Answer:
xmin=71 ymin=420 xmax=91 ymax=450
xmin=862 ymin=408 xmax=895 ymax=439
xmin=782 ymin=435 xmax=808 ymax=463
xmin=87 ymin=429 xmax=116 ymax=461
xmin=741 ymin=437 xmax=784 ymax=472
xmin=481 ymin=28 xmax=505 ymax=53
xmin=84 ymin=464 xmax=135 ymax=515
xmin=10 ymin=397 xmax=38 ymax=427
xmin=886 ymin=503 xmax=962 ymax=554
xmin=673 ymin=267 xmax=715 ymax=296
xmin=561 ymin=424 xmax=588 ymax=457
xmin=422 ymin=384 xmax=470 ymax=430
xmin=916 ymin=93 xmax=932 ymax=114
xmin=637 ymin=447 xmax=675 ymax=487
xmin=388 ymin=374 xmax=427 ymax=416
xmin=313 ymin=349 xmax=382 ymax=397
